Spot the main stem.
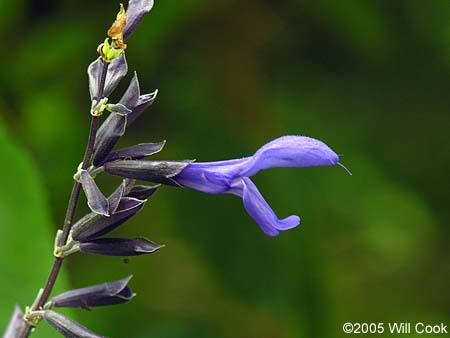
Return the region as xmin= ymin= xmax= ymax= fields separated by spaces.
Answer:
xmin=20 ymin=60 xmax=109 ymax=338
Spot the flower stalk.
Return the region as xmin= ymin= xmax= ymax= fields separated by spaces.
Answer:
xmin=4 ymin=1 xmax=347 ymax=337
xmin=18 ymin=59 xmax=109 ymax=338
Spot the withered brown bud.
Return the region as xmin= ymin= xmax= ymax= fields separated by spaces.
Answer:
xmin=107 ymin=3 xmax=127 ymax=50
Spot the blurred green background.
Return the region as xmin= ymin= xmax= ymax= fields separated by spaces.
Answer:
xmin=1 ymin=0 xmax=449 ymax=337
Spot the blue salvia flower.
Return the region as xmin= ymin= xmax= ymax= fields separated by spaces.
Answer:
xmin=104 ymin=135 xmax=344 ymax=236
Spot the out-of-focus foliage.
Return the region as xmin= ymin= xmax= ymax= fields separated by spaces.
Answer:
xmin=0 ymin=0 xmax=449 ymax=337
xmin=0 ymin=125 xmax=72 ymax=337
